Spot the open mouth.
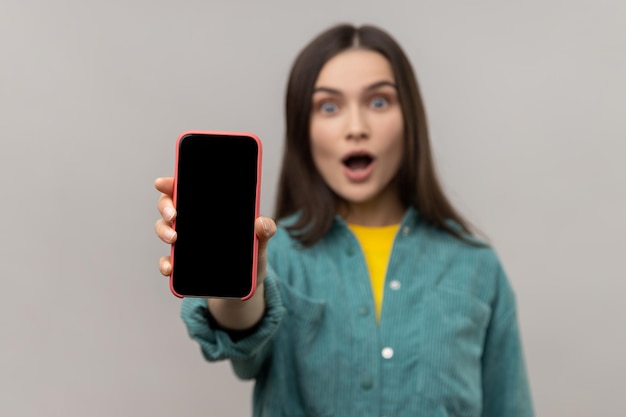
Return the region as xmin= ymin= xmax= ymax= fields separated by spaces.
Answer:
xmin=342 ymin=153 xmax=374 ymax=171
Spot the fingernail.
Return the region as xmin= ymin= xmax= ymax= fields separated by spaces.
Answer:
xmin=165 ymin=229 xmax=177 ymax=242
xmin=262 ymin=218 xmax=269 ymax=235
xmin=164 ymin=207 xmax=176 ymax=221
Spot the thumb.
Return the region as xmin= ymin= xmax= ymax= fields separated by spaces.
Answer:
xmin=255 ymin=217 xmax=276 ymax=286
xmin=255 ymin=216 xmax=276 ymax=250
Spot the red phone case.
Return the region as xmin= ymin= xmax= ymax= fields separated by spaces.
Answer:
xmin=169 ymin=130 xmax=262 ymax=300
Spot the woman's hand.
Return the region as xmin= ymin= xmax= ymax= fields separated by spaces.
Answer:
xmin=153 ymin=177 xmax=276 ymax=285
xmin=154 ymin=176 xmax=275 ymax=329
xmin=154 ymin=177 xmax=177 ymax=276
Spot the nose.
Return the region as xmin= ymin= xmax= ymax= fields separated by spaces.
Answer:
xmin=345 ymin=105 xmax=370 ymax=141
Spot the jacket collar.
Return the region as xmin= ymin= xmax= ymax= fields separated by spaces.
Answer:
xmin=332 ymin=206 xmax=419 ymax=230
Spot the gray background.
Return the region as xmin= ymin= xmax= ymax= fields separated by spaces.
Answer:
xmin=2 ymin=0 xmax=625 ymax=416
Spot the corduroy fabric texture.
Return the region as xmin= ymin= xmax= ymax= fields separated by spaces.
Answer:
xmin=181 ymin=208 xmax=534 ymax=417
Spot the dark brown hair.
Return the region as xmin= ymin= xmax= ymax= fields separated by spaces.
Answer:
xmin=275 ymin=23 xmax=481 ymax=246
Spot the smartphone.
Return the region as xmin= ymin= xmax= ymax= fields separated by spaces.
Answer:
xmin=170 ymin=131 xmax=262 ymax=300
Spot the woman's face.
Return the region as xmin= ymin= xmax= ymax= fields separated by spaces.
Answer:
xmin=310 ymin=48 xmax=405 ymax=224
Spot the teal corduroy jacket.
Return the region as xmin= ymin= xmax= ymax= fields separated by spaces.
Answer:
xmin=181 ymin=208 xmax=534 ymax=417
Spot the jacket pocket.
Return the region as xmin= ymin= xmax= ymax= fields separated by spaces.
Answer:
xmin=270 ymin=284 xmax=336 ymax=417
xmin=415 ymin=287 xmax=491 ymax=416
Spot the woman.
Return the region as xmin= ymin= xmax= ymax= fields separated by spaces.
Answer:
xmin=155 ymin=23 xmax=534 ymax=417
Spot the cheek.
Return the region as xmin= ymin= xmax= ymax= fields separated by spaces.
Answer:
xmin=380 ymin=113 xmax=405 ymax=159
xmin=387 ymin=110 xmax=404 ymax=138
xmin=310 ymin=119 xmax=340 ymax=161
xmin=385 ymin=139 xmax=404 ymax=179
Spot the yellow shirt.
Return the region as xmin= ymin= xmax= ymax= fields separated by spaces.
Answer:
xmin=347 ymin=223 xmax=400 ymax=322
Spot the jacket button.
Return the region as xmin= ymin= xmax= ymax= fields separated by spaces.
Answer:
xmin=381 ymin=347 xmax=394 ymax=359
xmin=361 ymin=379 xmax=373 ymax=390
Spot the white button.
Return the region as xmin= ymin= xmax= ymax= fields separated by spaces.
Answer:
xmin=389 ymin=280 xmax=401 ymax=290
xmin=402 ymin=226 xmax=410 ymax=236
xmin=381 ymin=347 xmax=394 ymax=359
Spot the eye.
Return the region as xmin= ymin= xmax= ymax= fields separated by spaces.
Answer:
xmin=319 ymin=101 xmax=339 ymax=114
xmin=369 ymin=96 xmax=389 ymax=109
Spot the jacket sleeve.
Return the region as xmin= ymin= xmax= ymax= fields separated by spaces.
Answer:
xmin=180 ymin=266 xmax=286 ymax=379
xmin=481 ymin=264 xmax=535 ymax=417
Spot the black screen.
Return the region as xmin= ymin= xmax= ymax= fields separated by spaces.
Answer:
xmin=172 ymin=133 xmax=259 ymax=298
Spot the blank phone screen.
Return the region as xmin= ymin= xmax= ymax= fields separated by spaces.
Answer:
xmin=172 ymin=133 xmax=259 ymax=298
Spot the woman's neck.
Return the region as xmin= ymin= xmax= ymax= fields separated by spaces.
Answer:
xmin=339 ymin=197 xmax=406 ymax=227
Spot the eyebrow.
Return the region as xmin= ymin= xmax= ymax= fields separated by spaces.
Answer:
xmin=313 ymin=80 xmax=397 ymax=95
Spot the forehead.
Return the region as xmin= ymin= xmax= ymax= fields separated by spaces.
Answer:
xmin=314 ymin=49 xmax=395 ymax=89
